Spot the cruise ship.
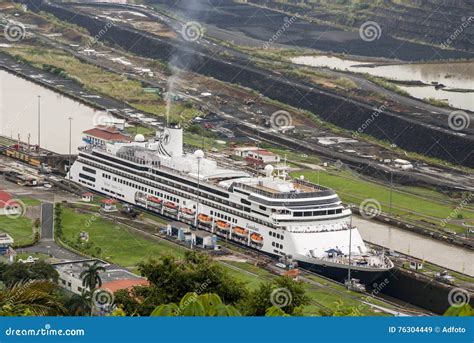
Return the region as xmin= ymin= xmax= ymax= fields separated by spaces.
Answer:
xmin=69 ymin=124 xmax=393 ymax=285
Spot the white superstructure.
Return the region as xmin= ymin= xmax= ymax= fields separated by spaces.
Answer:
xmin=69 ymin=124 xmax=393 ymax=284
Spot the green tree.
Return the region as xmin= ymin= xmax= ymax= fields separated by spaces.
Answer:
xmin=444 ymin=303 xmax=474 ymax=316
xmin=151 ymin=292 xmax=241 ymax=317
xmin=62 ymin=293 xmax=91 ymax=316
xmin=113 ymin=286 xmax=157 ymax=316
xmin=0 ymin=280 xmax=66 ymax=316
xmin=138 ymin=252 xmax=247 ymax=305
xmin=1 ymin=261 xmax=59 ymax=287
xmin=242 ymin=276 xmax=310 ymax=316
xmin=80 ymin=260 xmax=105 ymax=291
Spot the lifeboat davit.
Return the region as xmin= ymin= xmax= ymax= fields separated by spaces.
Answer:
xmin=233 ymin=227 xmax=249 ymax=237
xmin=198 ymin=214 xmax=212 ymax=223
xmin=216 ymin=220 xmax=230 ymax=231
xmin=250 ymin=233 xmax=263 ymax=244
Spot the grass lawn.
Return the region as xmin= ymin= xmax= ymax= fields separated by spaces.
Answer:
xmin=0 ymin=216 xmax=34 ymax=246
xmin=61 ymin=207 xmax=184 ymax=269
xmin=293 ymin=169 xmax=474 ymax=233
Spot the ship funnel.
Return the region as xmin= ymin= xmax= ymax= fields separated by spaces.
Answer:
xmin=157 ymin=123 xmax=183 ymax=157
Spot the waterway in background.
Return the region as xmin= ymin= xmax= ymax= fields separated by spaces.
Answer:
xmin=354 ymin=216 xmax=473 ymax=276
xmin=0 ymin=70 xmax=101 ymax=154
xmin=291 ymin=55 xmax=474 ymax=111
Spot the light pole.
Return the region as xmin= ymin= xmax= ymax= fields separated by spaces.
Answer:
xmin=389 ymin=169 xmax=393 ymax=216
xmin=37 ymin=95 xmax=41 ymax=150
xmin=68 ymin=117 xmax=73 ymax=179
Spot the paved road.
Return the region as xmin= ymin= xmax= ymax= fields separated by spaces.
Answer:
xmin=41 ymin=202 xmax=54 ymax=241
xmin=20 ymin=241 xmax=84 ymax=261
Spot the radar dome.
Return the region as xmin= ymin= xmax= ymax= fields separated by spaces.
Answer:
xmin=194 ymin=149 xmax=205 ymax=159
xmin=264 ymin=164 xmax=274 ymax=176
xmin=134 ymin=134 xmax=145 ymax=142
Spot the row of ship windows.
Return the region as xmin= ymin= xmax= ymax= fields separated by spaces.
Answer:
xmin=102 ymin=173 xmax=180 ymax=204
xmin=293 ymin=209 xmax=343 ymax=217
xmin=100 ymin=187 xmax=124 ymax=199
xmin=81 ymin=159 xmax=280 ymax=227
xmin=271 ymin=242 xmax=284 ymax=249
xmin=210 ymin=210 xmax=238 ymax=224
xmin=269 ymin=231 xmax=283 ymax=240
xmin=83 ymin=155 xmax=282 ymax=223
xmin=78 ymin=179 xmax=94 ymax=187
xmin=80 ymin=159 xmax=274 ymax=228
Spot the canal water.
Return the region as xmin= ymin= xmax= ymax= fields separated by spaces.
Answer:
xmin=291 ymin=55 xmax=474 ymax=111
xmin=354 ymin=216 xmax=474 ymax=276
xmin=0 ymin=70 xmax=103 ymax=154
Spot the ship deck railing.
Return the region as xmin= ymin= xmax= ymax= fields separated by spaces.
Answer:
xmin=314 ymin=254 xmax=393 ymax=270
xmin=233 ymin=179 xmax=335 ymax=199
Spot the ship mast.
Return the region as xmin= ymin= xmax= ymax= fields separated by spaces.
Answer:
xmin=347 ymin=211 xmax=353 ymax=288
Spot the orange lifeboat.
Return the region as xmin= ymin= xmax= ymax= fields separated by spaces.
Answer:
xmin=147 ymin=196 xmax=162 ymax=204
xmin=250 ymin=233 xmax=263 ymax=244
xmin=233 ymin=227 xmax=249 ymax=237
xmin=164 ymin=202 xmax=178 ymax=210
xmin=216 ymin=220 xmax=230 ymax=231
xmin=181 ymin=208 xmax=195 ymax=216
xmin=198 ymin=214 xmax=212 ymax=223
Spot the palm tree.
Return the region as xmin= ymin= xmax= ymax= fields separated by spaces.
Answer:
xmin=0 ymin=280 xmax=66 ymax=316
xmin=151 ymin=292 xmax=241 ymax=317
xmin=80 ymin=261 xmax=106 ymax=292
